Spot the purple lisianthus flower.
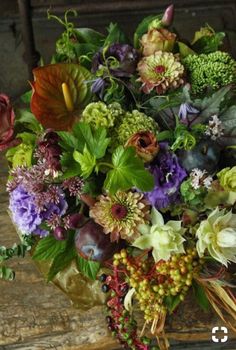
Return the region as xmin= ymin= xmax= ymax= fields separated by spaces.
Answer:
xmin=92 ymin=43 xmax=139 ymax=78
xmin=9 ymin=184 xmax=68 ymax=237
xmin=145 ymin=143 xmax=187 ymax=209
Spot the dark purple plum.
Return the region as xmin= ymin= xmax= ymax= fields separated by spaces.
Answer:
xmin=75 ymin=220 xmax=123 ymax=262
xmin=178 ymin=139 xmax=221 ymax=174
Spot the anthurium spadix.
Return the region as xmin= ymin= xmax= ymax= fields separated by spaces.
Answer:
xmin=30 ymin=63 xmax=92 ymax=130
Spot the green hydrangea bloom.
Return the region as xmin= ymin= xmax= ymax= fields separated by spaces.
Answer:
xmin=217 ymin=166 xmax=236 ymax=192
xmin=114 ymin=109 xmax=158 ymax=146
xmin=183 ymin=51 xmax=236 ymax=94
xmin=81 ymin=102 xmax=123 ymax=129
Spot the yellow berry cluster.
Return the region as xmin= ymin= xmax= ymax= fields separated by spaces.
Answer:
xmin=113 ymin=248 xmax=203 ymax=323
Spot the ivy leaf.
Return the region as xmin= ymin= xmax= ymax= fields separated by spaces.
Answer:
xmin=32 ymin=235 xmax=67 ymax=261
xmin=104 ymin=146 xmax=154 ymax=194
xmin=192 ymin=280 xmax=210 ymax=311
xmin=193 ymin=86 xmax=231 ymax=122
xmin=73 ymin=145 xmax=96 ymax=178
xmin=77 ymin=255 xmax=100 ymax=280
xmin=164 ymin=295 xmax=181 ymax=313
xmin=73 ymin=123 xmax=110 ymax=159
xmin=0 ymin=266 xmax=15 ymax=281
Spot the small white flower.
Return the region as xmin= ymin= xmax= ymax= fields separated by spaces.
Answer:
xmin=190 ymin=168 xmax=213 ymax=190
xmin=205 ymin=115 xmax=224 ymax=140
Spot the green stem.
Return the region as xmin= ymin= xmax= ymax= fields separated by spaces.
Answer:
xmin=97 ymin=162 xmax=114 ymax=169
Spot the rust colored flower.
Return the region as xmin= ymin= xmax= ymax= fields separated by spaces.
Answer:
xmin=141 ymin=28 xmax=176 ymax=56
xmin=125 ymin=131 xmax=159 ymax=162
xmin=0 ymin=94 xmax=19 ymax=151
xmin=30 ymin=63 xmax=92 ymax=131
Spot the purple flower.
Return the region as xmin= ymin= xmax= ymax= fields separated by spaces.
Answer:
xmin=9 ymin=185 xmax=42 ymax=234
xmin=178 ymin=103 xmax=199 ymax=124
xmin=92 ymin=43 xmax=139 ymax=78
xmin=145 ymin=144 xmax=187 ymax=209
xmin=9 ymin=184 xmax=68 ymax=237
xmin=91 ymin=77 xmax=106 ymax=99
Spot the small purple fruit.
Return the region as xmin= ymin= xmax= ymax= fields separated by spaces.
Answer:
xmin=53 ymin=226 xmax=67 ymax=240
xmin=75 ymin=220 xmax=122 ymax=262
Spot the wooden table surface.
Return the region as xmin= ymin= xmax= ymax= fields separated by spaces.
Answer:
xmin=0 ymin=153 xmax=236 ymax=350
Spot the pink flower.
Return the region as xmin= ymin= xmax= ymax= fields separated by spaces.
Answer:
xmin=0 ymin=94 xmax=18 ymax=151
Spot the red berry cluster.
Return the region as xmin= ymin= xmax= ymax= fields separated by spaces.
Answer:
xmin=100 ymin=269 xmax=158 ymax=350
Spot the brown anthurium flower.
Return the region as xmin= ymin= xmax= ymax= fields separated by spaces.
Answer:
xmin=30 ymin=63 xmax=92 ymax=131
xmin=125 ymin=131 xmax=159 ymax=162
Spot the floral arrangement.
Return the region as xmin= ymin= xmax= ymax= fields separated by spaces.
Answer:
xmin=1 ymin=4 xmax=236 ymax=349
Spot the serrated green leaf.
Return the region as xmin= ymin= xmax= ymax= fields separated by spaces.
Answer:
xmin=60 ymin=152 xmax=81 ymax=179
xmin=192 ymin=280 xmax=210 ymax=311
xmin=58 ymin=131 xmax=80 ymax=150
xmin=104 ymin=22 xmax=127 ymax=46
xmin=77 ymin=255 xmax=100 ymax=280
xmin=193 ymin=86 xmax=231 ymax=122
xmin=72 ymin=123 xmax=110 ymax=159
xmin=73 ymin=145 xmax=96 ymax=178
xmin=32 ymin=235 xmax=67 ymax=261
xmin=104 ymin=146 xmax=154 ymax=194
xmin=16 ymin=132 xmax=36 ymax=145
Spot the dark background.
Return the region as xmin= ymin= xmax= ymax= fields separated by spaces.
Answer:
xmin=1 ymin=0 xmax=236 ymax=98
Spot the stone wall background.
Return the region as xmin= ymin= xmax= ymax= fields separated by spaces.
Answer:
xmin=0 ymin=0 xmax=236 ymax=99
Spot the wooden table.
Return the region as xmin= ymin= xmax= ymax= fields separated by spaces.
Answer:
xmin=0 ymin=153 xmax=236 ymax=350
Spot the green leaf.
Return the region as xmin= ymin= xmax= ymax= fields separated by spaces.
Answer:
xmin=0 ymin=266 xmax=15 ymax=281
xmin=73 ymin=145 xmax=96 ymax=178
xmin=73 ymin=123 xmax=110 ymax=158
xmin=32 ymin=235 xmax=67 ymax=261
xmin=164 ymin=295 xmax=181 ymax=313
xmin=74 ymin=28 xmax=104 ymax=45
xmin=77 ymin=255 xmax=100 ymax=280
xmin=16 ymin=132 xmax=36 ymax=145
xmin=192 ymin=280 xmax=210 ymax=311
xmin=192 ymin=32 xmax=225 ymax=54
xmin=16 ymin=109 xmax=42 ymax=133
xmin=104 ymin=146 xmax=154 ymax=194
xmin=193 ymin=86 xmax=231 ymax=122
xmin=217 ymin=105 xmax=236 ymax=146
xmin=104 ymin=23 xmax=127 ymax=46
xmin=178 ymin=42 xmax=196 ymax=58
xmin=20 ymin=90 xmax=32 ymax=104
xmin=133 ymin=14 xmax=161 ymax=48
xmin=57 ymin=131 xmax=80 ymax=150
xmin=47 ymin=247 xmax=77 ymax=281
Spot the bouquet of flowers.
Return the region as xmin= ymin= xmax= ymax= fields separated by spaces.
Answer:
xmin=1 ymin=4 xmax=236 ymax=349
